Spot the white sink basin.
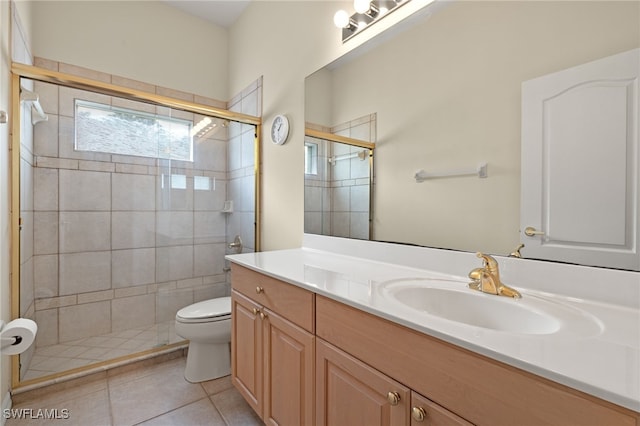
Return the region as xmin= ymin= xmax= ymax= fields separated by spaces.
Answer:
xmin=379 ymin=278 xmax=603 ymax=337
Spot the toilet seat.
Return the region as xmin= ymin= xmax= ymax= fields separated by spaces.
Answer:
xmin=176 ymin=297 xmax=231 ymax=324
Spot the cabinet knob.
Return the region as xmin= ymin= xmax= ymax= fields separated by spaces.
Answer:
xmin=411 ymin=406 xmax=427 ymax=422
xmin=252 ymin=308 xmax=259 ymax=315
xmin=256 ymin=286 xmax=264 ymax=294
xmin=259 ymin=311 xmax=267 ymax=320
xmin=386 ymin=391 xmax=400 ymax=406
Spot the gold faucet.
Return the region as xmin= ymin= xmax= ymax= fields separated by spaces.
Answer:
xmin=468 ymin=252 xmax=522 ymax=299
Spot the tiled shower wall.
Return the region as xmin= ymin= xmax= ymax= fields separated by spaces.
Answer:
xmin=22 ymin=58 xmax=260 ymax=358
xmin=304 ymin=114 xmax=375 ymax=239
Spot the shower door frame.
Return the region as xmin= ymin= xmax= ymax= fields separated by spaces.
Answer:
xmin=9 ymin=62 xmax=262 ymax=389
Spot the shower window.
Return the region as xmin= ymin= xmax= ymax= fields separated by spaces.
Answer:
xmin=75 ymin=100 xmax=194 ymax=161
xmin=304 ymin=141 xmax=318 ymax=175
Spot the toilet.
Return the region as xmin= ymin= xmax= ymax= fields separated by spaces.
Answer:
xmin=175 ymin=296 xmax=232 ymax=383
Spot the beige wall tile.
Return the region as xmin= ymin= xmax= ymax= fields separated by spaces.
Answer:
xmin=79 ymin=160 xmax=116 ymax=173
xmin=194 ymin=212 xmax=226 ymax=245
xmin=35 ymin=294 xmax=76 ymax=310
xmin=114 ymin=285 xmax=147 ymax=299
xmin=34 ymin=167 xmax=58 ymax=211
xmin=111 ymin=294 xmax=155 ymax=332
xmin=33 ymin=211 xmax=58 ymax=255
xmin=112 ymin=211 xmax=156 ymax=249
xmin=156 ymin=212 xmax=193 ymax=246
xmin=112 ymin=248 xmax=156 ymax=288
xmin=35 ymin=156 xmax=78 ymax=170
xmin=59 ymin=301 xmax=111 ymax=342
xmin=59 ymin=212 xmax=110 ymax=253
xmin=34 ymin=308 xmax=59 ymax=347
xmin=59 ymin=251 xmax=111 ymax=295
xmin=78 ymin=289 xmax=115 ymax=304
xmin=112 ymin=173 xmax=156 ymax=210
xmin=34 ymin=254 xmax=58 ymax=298
xmin=33 ymin=114 xmax=59 ymax=157
xmin=156 ymin=245 xmax=193 ymax=282
xmin=59 ymin=169 xmax=111 ymax=211
xmin=194 ymin=243 xmax=225 ymax=277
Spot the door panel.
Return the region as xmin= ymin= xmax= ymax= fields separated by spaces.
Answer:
xmin=231 ymin=290 xmax=263 ymax=416
xmin=316 ymin=339 xmax=409 ymax=426
xmin=521 ymin=48 xmax=639 ymax=270
xmin=263 ymin=309 xmax=315 ymax=426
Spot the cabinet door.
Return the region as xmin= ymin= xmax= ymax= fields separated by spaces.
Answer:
xmin=231 ymin=290 xmax=263 ymax=417
xmin=410 ymin=392 xmax=473 ymax=426
xmin=263 ymin=309 xmax=315 ymax=426
xmin=316 ymin=339 xmax=410 ymax=426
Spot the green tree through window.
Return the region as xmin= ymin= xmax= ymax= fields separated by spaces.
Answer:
xmin=75 ymin=100 xmax=193 ymax=161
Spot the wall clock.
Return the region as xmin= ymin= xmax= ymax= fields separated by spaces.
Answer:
xmin=271 ymin=114 xmax=290 ymax=145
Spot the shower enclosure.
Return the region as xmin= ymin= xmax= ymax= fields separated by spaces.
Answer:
xmin=11 ymin=62 xmax=261 ymax=387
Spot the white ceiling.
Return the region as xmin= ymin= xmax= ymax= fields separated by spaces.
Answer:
xmin=163 ymin=0 xmax=251 ymax=28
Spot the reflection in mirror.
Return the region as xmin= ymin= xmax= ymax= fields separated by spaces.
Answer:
xmin=304 ymin=129 xmax=374 ymax=240
xmin=305 ymin=0 xmax=640 ymax=270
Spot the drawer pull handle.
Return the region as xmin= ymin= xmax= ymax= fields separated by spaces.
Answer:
xmin=256 ymin=286 xmax=264 ymax=294
xmin=411 ymin=406 xmax=427 ymax=422
xmin=259 ymin=311 xmax=267 ymax=320
xmin=387 ymin=391 xmax=400 ymax=406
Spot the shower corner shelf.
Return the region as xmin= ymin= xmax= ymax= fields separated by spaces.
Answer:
xmin=222 ymin=200 xmax=234 ymax=213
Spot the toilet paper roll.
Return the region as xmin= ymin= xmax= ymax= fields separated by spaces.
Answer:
xmin=1 ymin=318 xmax=37 ymax=355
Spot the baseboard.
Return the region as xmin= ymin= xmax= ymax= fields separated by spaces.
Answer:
xmin=1 ymin=390 xmax=11 ymax=426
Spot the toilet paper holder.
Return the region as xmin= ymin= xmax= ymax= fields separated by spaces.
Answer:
xmin=0 ymin=320 xmax=21 ymax=350
xmin=0 ymin=319 xmax=37 ymax=354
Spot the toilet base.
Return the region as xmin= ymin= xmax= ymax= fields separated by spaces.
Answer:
xmin=184 ymin=341 xmax=231 ymax=383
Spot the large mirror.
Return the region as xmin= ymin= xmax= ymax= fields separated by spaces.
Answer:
xmin=305 ymin=0 xmax=640 ymax=270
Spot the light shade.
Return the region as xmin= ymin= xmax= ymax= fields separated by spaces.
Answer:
xmin=333 ymin=10 xmax=350 ymax=28
xmin=354 ymin=0 xmax=371 ymax=14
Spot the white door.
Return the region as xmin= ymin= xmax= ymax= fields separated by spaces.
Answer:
xmin=521 ymin=48 xmax=639 ymax=271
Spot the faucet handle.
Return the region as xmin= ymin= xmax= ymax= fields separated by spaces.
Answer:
xmin=476 ymin=252 xmax=499 ymax=275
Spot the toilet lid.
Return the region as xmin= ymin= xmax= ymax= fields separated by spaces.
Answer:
xmin=176 ymin=297 xmax=231 ymax=321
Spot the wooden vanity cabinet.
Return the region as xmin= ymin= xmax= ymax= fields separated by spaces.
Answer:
xmin=316 ymin=338 xmax=410 ymax=426
xmin=316 ymin=295 xmax=640 ymax=426
xmin=230 ymin=266 xmax=639 ymax=426
xmin=231 ymin=265 xmax=315 ymax=426
xmin=410 ymin=392 xmax=473 ymax=426
xmin=316 ymin=338 xmax=471 ymax=426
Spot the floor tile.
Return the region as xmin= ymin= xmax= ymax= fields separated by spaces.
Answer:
xmin=7 ymin=388 xmax=111 ymax=426
xmin=211 ymin=388 xmax=263 ymax=426
xmin=138 ymin=398 xmax=226 ymax=426
xmin=10 ymin=356 xmax=262 ymax=426
xmin=108 ymin=358 xmax=207 ymax=425
xmin=201 ymin=375 xmax=235 ymax=396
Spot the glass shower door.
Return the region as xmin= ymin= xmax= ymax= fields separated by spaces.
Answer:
xmin=16 ymin=75 xmax=256 ymax=383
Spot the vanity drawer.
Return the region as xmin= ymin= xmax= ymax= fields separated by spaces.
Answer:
xmin=231 ymin=264 xmax=315 ymax=333
xmin=316 ymin=295 xmax=639 ymax=426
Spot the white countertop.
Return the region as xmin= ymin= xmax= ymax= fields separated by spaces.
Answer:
xmin=226 ymin=237 xmax=640 ymax=412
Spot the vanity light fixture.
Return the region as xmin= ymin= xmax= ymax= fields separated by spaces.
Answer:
xmin=334 ymin=0 xmax=410 ymax=42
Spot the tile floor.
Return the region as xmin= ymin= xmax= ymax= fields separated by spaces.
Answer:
xmin=8 ymin=356 xmax=263 ymax=426
xmin=24 ymin=322 xmax=182 ymax=381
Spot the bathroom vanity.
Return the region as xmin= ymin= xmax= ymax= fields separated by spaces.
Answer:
xmin=228 ymin=236 xmax=640 ymax=426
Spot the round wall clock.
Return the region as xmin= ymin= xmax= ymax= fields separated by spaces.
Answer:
xmin=271 ymin=114 xmax=290 ymax=145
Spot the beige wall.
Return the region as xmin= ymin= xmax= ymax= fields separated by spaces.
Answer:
xmin=314 ymin=1 xmax=639 ymax=255
xmin=1 ymin=0 xmax=12 ymax=409
xmin=30 ymin=1 xmax=229 ymax=100
xmin=228 ymin=0 xmax=433 ymax=250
